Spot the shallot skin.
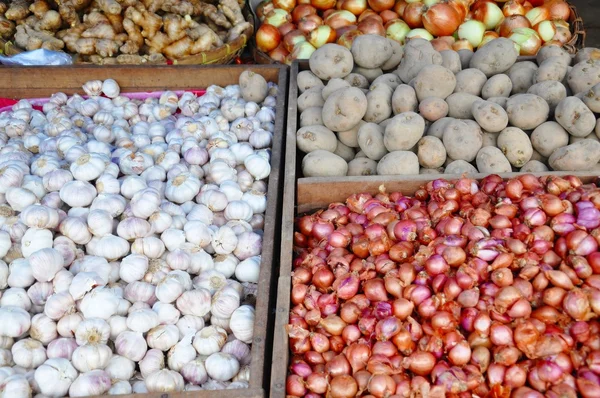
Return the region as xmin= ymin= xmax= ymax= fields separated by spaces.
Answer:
xmin=288 ymin=174 xmax=600 ymax=397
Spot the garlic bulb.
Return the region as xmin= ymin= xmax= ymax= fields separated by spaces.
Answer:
xmin=0 ymin=306 xmax=30 ymax=337
xmin=115 ymin=331 xmax=147 ymax=362
xmin=71 ymin=343 xmax=112 ymax=372
xmin=29 ymin=314 xmax=57 ymax=345
xmin=11 ymin=338 xmax=46 ymax=369
xmin=21 ymin=227 xmax=53 ymax=257
xmin=211 ymin=226 xmax=238 ymax=255
xmin=105 ymin=355 xmax=135 ymax=381
xmin=126 ymin=308 xmax=159 ymax=333
xmin=146 ymin=324 xmax=179 ymax=352
xmin=230 ymin=305 xmax=255 ymax=344
xmin=146 ymin=369 xmax=184 ymax=393
xmin=167 ymin=334 xmax=195 ymax=371
xmin=176 ymin=288 xmax=211 ymax=317
xmin=80 ymin=287 xmax=120 ymax=319
xmin=34 ymin=358 xmax=78 ymax=397
xmin=139 ymin=349 xmax=165 ymax=378
xmin=222 ymin=339 xmax=252 ymax=366
xmin=102 ymin=79 xmax=120 ymax=98
xmin=75 ymin=318 xmax=110 ymax=346
xmin=7 ymin=259 xmax=34 ymax=289
xmin=205 ymin=352 xmax=240 ymax=382
xmin=28 ymin=247 xmax=64 ymax=282
xmin=69 ymin=369 xmax=111 ymax=397
xmin=193 ymin=324 xmax=229 ymax=358
xmin=47 ymin=337 xmax=78 ymax=360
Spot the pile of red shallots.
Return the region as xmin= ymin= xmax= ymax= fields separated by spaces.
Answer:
xmin=286 ymin=174 xmax=600 ymax=398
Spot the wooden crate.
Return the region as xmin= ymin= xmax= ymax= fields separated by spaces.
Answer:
xmin=0 ymin=64 xmax=288 ymax=398
xmin=269 ymin=61 xmax=600 ymax=396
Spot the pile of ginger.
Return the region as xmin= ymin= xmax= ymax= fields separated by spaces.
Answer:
xmin=0 ymin=0 xmax=251 ymax=63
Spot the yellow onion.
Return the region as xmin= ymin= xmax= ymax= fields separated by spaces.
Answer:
xmin=452 ymin=38 xmax=474 ymax=51
xmin=385 ymin=19 xmax=411 ymax=44
xmin=292 ymin=4 xmax=318 ymax=23
xmin=337 ymin=29 xmax=364 ymax=48
xmin=358 ymin=18 xmax=386 ymax=35
xmin=283 ymin=29 xmax=307 ymax=51
xmin=325 ymin=10 xmax=357 ymax=29
xmin=269 ymin=43 xmax=290 ymax=62
xmin=534 ymin=20 xmax=556 ymax=42
xmin=431 ymin=36 xmax=455 ymax=51
xmin=497 ymin=15 xmax=531 ymax=37
xmin=422 ymin=3 xmax=461 ymax=37
xmin=525 ymin=6 xmax=550 ymax=27
xmin=546 ymin=0 xmax=570 ymax=20
xmin=508 ymin=27 xmax=542 ymax=55
xmin=298 ymin=14 xmax=323 ymax=33
xmin=336 ymin=24 xmax=359 ymax=39
xmin=380 ymin=10 xmax=399 ymax=24
xmin=480 ymin=30 xmax=499 ymax=47
xmin=257 ymin=0 xmax=275 ymax=20
xmin=308 ymin=25 xmax=337 ymax=47
xmin=367 ymin=0 xmax=395 ymax=12
xmin=503 ymin=0 xmax=527 ymax=16
xmin=458 ymin=19 xmax=486 ymax=48
xmin=288 ymin=41 xmax=317 ymax=61
xmin=256 ymin=23 xmax=282 ymax=52
xmin=472 ymin=1 xmax=505 ymax=30
xmin=341 ymin=0 xmax=368 ymax=15
xmin=403 ymin=2 xmax=426 ymax=28
xmin=394 ymin=0 xmax=408 ymax=16
xmin=265 ymin=9 xmax=292 ymax=27
xmin=273 ymin=0 xmax=297 ymax=11
xmin=423 ymin=0 xmax=441 ymax=6
xmin=311 ymin=0 xmax=336 ymax=11
xmin=406 ymin=28 xmax=434 ymax=41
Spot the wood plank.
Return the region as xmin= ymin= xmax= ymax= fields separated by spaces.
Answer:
xmin=0 ymin=65 xmax=287 ymax=398
xmin=270 ymin=62 xmax=299 ymax=398
xmin=0 ymin=65 xmax=281 ymax=98
xmin=297 ymin=172 xmax=600 ymax=213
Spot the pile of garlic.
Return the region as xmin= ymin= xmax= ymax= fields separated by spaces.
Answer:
xmin=0 ymin=71 xmax=277 ymax=396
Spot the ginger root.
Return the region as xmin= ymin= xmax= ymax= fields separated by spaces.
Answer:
xmin=105 ymin=12 xmax=124 ymax=33
xmin=145 ymin=31 xmax=172 ymax=54
xmin=6 ymin=0 xmax=31 ymax=21
xmin=0 ymin=16 xmax=15 ymax=39
xmin=34 ymin=10 xmax=62 ymax=32
xmin=163 ymin=14 xmax=190 ymax=41
xmin=74 ymin=37 xmax=96 ymax=54
xmin=29 ymin=0 xmax=50 ymax=19
xmin=226 ymin=21 xmax=250 ymax=42
xmin=81 ymin=22 xmax=116 ymax=40
xmin=163 ymin=36 xmax=191 ymax=59
xmin=119 ymin=17 xmax=142 ymax=53
xmin=97 ymin=0 xmax=121 ymax=15
xmin=200 ymin=3 xmax=231 ymax=29
xmin=116 ymin=53 xmax=145 ymax=63
xmin=219 ymin=0 xmax=244 ymax=26
xmin=95 ymin=38 xmax=119 ymax=56
xmin=15 ymin=24 xmax=64 ymax=50
xmin=124 ymin=5 xmax=162 ymax=39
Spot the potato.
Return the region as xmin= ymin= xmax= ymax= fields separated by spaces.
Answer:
xmin=506 ymin=94 xmax=549 ymax=130
xmin=302 ymin=150 xmax=348 ymax=176
xmin=333 ymin=140 xmax=355 ymax=161
xmin=570 ymin=132 xmax=599 ymax=144
xmin=379 ymin=119 xmax=393 ymax=130
xmin=574 ymin=48 xmax=600 ymax=64
xmin=446 ymin=93 xmax=479 ymax=119
xmin=392 ymin=84 xmax=418 ymax=114
xmin=355 ymin=150 xmax=367 ymax=158
xmin=536 ymin=45 xmax=571 ymax=67
xmin=371 ymin=74 xmax=402 ymax=90
xmin=535 ymin=57 xmax=569 ymax=83
xmin=417 ymin=136 xmax=446 ymax=168
xmin=482 ymin=74 xmax=512 ymax=99
xmin=309 ymin=44 xmax=354 ymax=81
xmin=343 ymin=73 xmax=370 ymax=89
xmin=297 ymin=87 xmax=324 ymax=112
xmin=487 ymin=97 xmax=508 ymax=109
xmin=455 ymin=69 xmax=487 ymax=96
xmin=322 ymin=78 xmax=351 ymax=100
xmin=414 ymin=65 xmax=456 ymax=101
xmin=419 ymin=97 xmax=449 ymax=122
xmin=569 ymin=60 xmax=600 ymax=94
xmin=445 ymin=159 xmax=478 ymax=174
xmin=530 ymin=121 xmax=569 ymax=157
xmin=520 ymin=160 xmax=549 ymax=172
xmin=458 ymin=49 xmax=474 ymax=70
xmin=322 ymin=87 xmax=368 ymax=132
xmin=338 ymin=120 xmax=365 ymax=148
xmin=427 ymin=117 xmax=453 ymax=139
xmin=470 ymin=38 xmax=519 ymax=77
xmin=420 ymin=167 xmax=444 ymax=174
xmin=476 ymin=146 xmax=512 ymax=173
xmin=296 ymin=125 xmax=338 ymax=153
xmin=347 ymin=157 xmax=378 ymax=176
xmin=358 ymin=123 xmax=387 ymax=160
xmin=377 ymin=151 xmax=419 ymax=175
xmin=582 ymin=82 xmax=600 ymax=113
xmin=239 ymin=70 xmax=268 ymax=103
xmin=527 ymin=81 xmax=567 ymax=115
xmin=530 ymin=149 xmax=548 ymax=164
xmin=507 ymin=61 xmax=538 ymax=94
xmin=297 ymin=71 xmax=324 ymax=93
xmin=554 ymin=96 xmax=596 ymax=138
xmin=364 ymin=85 xmax=393 ymax=123
xmin=396 ymin=38 xmax=443 ymax=84
xmin=384 ymin=112 xmax=425 ymax=151
xmin=440 ymin=50 xmax=461 ymax=74
xmin=353 ymin=66 xmax=383 ymax=82
xmin=482 ymin=131 xmax=498 ymax=147
xmin=381 ymin=39 xmax=404 ymax=71
xmin=300 ymin=106 xmax=324 ymax=127
xmin=548 ymin=139 xmax=600 ymax=171
xmin=472 ymin=100 xmax=509 ymax=133
xmin=351 ymin=34 xmax=394 ymax=69
xmin=497 ymin=127 xmax=533 ymax=167
xmin=443 ymin=119 xmax=482 ymax=162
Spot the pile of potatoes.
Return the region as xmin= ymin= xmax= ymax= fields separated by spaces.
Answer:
xmin=295 ymin=35 xmax=600 ymax=177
